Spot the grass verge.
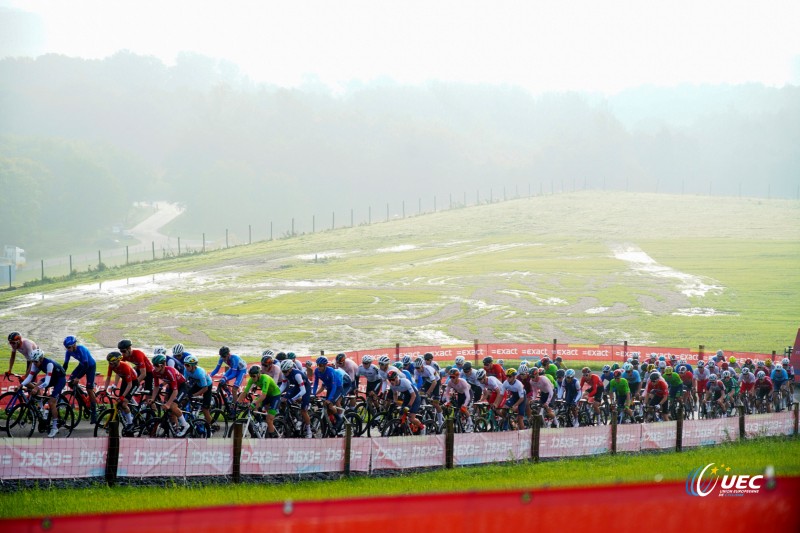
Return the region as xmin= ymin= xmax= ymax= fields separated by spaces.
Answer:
xmin=1 ymin=436 xmax=797 ymax=519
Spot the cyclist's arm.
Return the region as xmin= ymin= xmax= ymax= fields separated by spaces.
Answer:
xmin=5 ymin=349 xmax=17 ymax=375
xmin=209 ymin=358 xmax=223 ymax=378
xmin=289 ymin=373 xmax=306 ymax=402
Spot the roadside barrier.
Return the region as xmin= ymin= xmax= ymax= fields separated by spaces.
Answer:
xmin=1 ymin=405 xmax=796 ymax=484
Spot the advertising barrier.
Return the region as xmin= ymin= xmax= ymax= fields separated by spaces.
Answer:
xmin=744 ymin=411 xmax=795 ymax=438
xmin=683 ymin=417 xmax=739 ymax=448
xmin=641 ymin=422 xmax=677 ymax=450
xmin=540 ymin=424 xmax=611 ymax=458
xmin=241 ymin=437 xmax=346 ymax=476
xmin=371 ymin=434 xmax=446 ymax=470
xmin=453 ymin=430 xmax=527 ymax=466
xmin=0 ymin=437 xmax=107 ymax=480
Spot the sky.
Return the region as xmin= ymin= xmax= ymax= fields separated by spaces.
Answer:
xmin=1 ymin=0 xmax=799 ymax=94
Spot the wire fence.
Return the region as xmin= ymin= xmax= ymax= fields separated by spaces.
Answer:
xmin=1 ymin=406 xmax=796 ymax=491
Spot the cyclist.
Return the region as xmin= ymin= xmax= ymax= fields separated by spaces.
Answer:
xmin=158 ymin=346 xmax=185 ymax=375
xmin=496 ymin=368 xmax=525 ymax=430
xmin=728 ymin=356 xmax=740 ymax=372
xmin=238 ymin=365 xmax=281 ymax=437
xmin=312 ymin=356 xmax=344 ymax=434
xmin=182 ymin=354 xmax=213 ymax=430
xmin=333 ymin=365 xmax=354 ymax=411
xmin=5 ymin=331 xmax=38 ymax=377
xmin=209 ymin=346 xmax=248 ymax=397
xmin=482 ymin=356 xmax=506 ymax=383
xmin=377 ymin=356 xmax=393 ymax=394
xmin=754 ymin=371 xmax=774 ymax=412
xmin=396 ymin=361 xmax=414 ymax=382
xmin=662 ymin=366 xmax=683 ymax=420
xmin=279 ymin=359 xmax=312 ymax=438
xmin=110 ymin=339 xmax=154 ymax=395
xmin=105 ymin=352 xmax=137 ymax=432
xmin=147 ymin=354 xmax=190 ymax=436
xmin=387 ymin=367 xmax=425 ymax=434
xmin=335 ymin=352 xmax=358 ymax=406
xmin=677 ymin=365 xmax=694 ymax=407
xmin=415 ymin=357 xmax=443 ymax=428
xmin=62 ymin=335 xmax=99 ymax=424
xmin=580 ymin=367 xmax=604 ymax=422
xmin=461 ymin=361 xmax=481 ymax=404
xmin=399 ymin=356 xmax=417 ymax=387
xmin=423 ymin=352 xmax=441 ymax=377
xmin=171 ymin=343 xmax=192 ymax=365
xmin=529 ymin=367 xmax=556 ymax=421
xmin=540 ymin=357 xmax=557 ymax=381
xmin=563 ymin=369 xmax=582 ymax=427
xmin=304 ymin=359 xmax=315 ymax=383
xmin=693 ymin=360 xmax=710 ymax=406
xmin=644 ymin=371 xmax=668 ymax=419
xmin=738 ymin=367 xmax=756 ymax=408
xmin=442 ymin=368 xmax=471 ymax=432
xmin=477 ymin=368 xmax=504 ymax=406
xmin=20 ymin=349 xmax=66 ymax=437
xmin=608 ymin=369 xmax=633 ymax=423
xmin=705 ymin=374 xmax=728 ymax=415
xmin=782 ymin=357 xmax=794 ymax=396
xmin=720 ymin=370 xmax=739 ymax=413
xmin=261 ymin=351 xmax=282 ymax=383
xmin=598 ymin=365 xmax=614 ymax=389
xmin=287 ymin=352 xmax=303 ymax=372
xmin=770 ymin=363 xmax=791 ymax=411
xmin=622 ymin=363 xmax=641 ymax=399
xmin=451 ymin=355 xmax=467 ymax=376
xmin=554 ymin=356 xmax=566 ymax=369
xmin=357 ymin=355 xmax=383 ymax=404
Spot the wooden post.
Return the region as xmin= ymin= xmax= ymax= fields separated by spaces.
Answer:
xmin=248 ymin=224 xmax=252 ymax=244
xmin=395 ymin=343 xmax=400 ymax=362
xmin=531 ymin=414 xmax=541 ymax=463
xmin=552 ymin=339 xmax=557 ymax=360
xmin=152 ymin=241 xmax=155 ymax=260
xmin=41 ymin=259 xmax=44 ymax=280
xmin=676 ymin=405 xmax=684 ymax=452
xmin=202 ymin=233 xmax=206 ymax=252
xmin=623 ymin=341 xmax=628 ymax=363
xmin=98 ymin=250 xmax=101 ymax=269
xmin=445 ymin=419 xmax=454 ymax=469
xmin=610 ymin=406 xmax=618 ymax=455
xmin=344 ymin=423 xmax=352 ymax=477
xmin=69 ymin=255 xmax=73 ymax=275
xmin=698 ymin=345 xmax=705 ymax=361
xmin=177 ymin=238 xmax=181 ymax=256
xmin=105 ymin=420 xmax=120 ymax=487
xmin=474 ymin=339 xmax=479 ymax=365
xmin=739 ymin=405 xmax=746 ymax=440
xmin=794 ymin=403 xmax=799 ymax=436
xmin=125 ymin=246 xmax=129 ymax=265
xmin=232 ymin=423 xmax=243 ymax=483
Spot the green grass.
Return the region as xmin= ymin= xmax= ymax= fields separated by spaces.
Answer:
xmin=1 ymin=436 xmax=797 ymax=519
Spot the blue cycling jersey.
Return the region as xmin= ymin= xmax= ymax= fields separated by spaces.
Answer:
xmin=210 ymin=354 xmax=247 ymax=375
xmin=62 ymin=345 xmax=95 ymax=372
xmin=771 ymin=368 xmax=789 ymax=385
xmin=312 ymin=366 xmax=341 ymax=400
xmin=166 ymin=355 xmax=185 ymax=374
xmin=183 ymin=366 xmax=212 ymax=388
xmin=563 ymin=378 xmax=582 ymax=403
xmin=283 ymin=368 xmax=310 ymax=401
xmin=623 ymin=369 xmax=641 ymax=383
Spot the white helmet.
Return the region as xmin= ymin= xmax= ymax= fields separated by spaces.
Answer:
xmin=172 ymin=343 xmax=185 ymax=356
xmin=153 ymin=345 xmax=167 ymax=356
xmin=454 ymin=356 xmax=466 ymax=365
xmin=475 ymin=369 xmax=487 ymax=380
xmin=782 ymin=358 xmax=790 ymax=366
xmin=378 ymin=355 xmax=391 ymax=365
xmin=280 ymin=360 xmax=294 ymax=373
xmin=362 ymin=355 xmax=373 ymax=364
xmin=775 ymin=363 xmax=783 ymax=370
xmin=30 ymin=348 xmax=45 ymax=362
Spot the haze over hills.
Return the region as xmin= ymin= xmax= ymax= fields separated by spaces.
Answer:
xmin=1 ymin=52 xmax=799 ymax=259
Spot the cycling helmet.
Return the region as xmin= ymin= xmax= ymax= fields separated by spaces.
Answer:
xmin=646 ymin=364 xmax=656 ymax=372
xmin=709 ymin=374 xmax=718 ymax=382
xmin=556 ymin=369 xmax=566 ymax=379
xmin=7 ymin=332 xmax=21 ymax=343
xmin=537 ymin=367 xmax=546 ymax=376
xmin=632 ymin=353 xmax=640 ymax=360
xmin=316 ymin=356 xmax=328 ymax=366
xmin=745 ymin=358 xmax=753 ymax=366
xmin=555 ymin=356 xmax=563 ymax=363
xmin=401 ymin=355 xmax=411 ymax=365
xmin=626 ymin=358 xmax=633 ymax=364
xmin=387 ymin=368 xmax=400 ymax=379
xmin=611 ymin=363 xmax=620 ymax=371
xmin=261 ymin=349 xmax=275 ymax=358
xmin=336 ymin=353 xmax=346 ymax=362
xmin=152 ymin=354 xmax=166 ymax=366
xmin=261 ymin=354 xmax=274 ymax=365
xmin=394 ymin=362 xmax=403 ymax=369
xmin=414 ymin=357 xmax=424 ymax=368
xmin=287 ymin=352 xmax=296 ymax=360
xmin=497 ymin=359 xmax=505 ymax=367
xmin=362 ymin=355 xmax=374 ymax=364
xmin=30 ymin=349 xmax=45 ymax=363
xmin=117 ymin=339 xmax=132 ymax=350
xmin=482 ymin=356 xmax=493 ymax=365
xmin=534 ymin=361 xmax=542 ymax=368
xmin=449 ymin=368 xmax=460 ymax=377
xmin=782 ymin=358 xmax=790 ymax=366
xmin=63 ymin=335 xmax=78 ymax=348
xmin=756 ymin=360 xmax=765 ymax=367
xmin=106 ymin=351 xmax=122 ymax=364
xmin=565 ymin=369 xmax=575 ymax=378
xmin=742 ymin=367 xmax=750 ymax=375
xmin=184 ymin=355 xmax=198 ymax=366
xmin=276 ymin=352 xmax=287 ymax=361
xmin=280 ymin=360 xmax=294 ymax=373
xmin=518 ymin=363 xmax=529 ymax=375
xmin=506 ymin=368 xmax=517 ymax=377
xmin=721 ymin=362 xmax=729 ymax=370
xmin=305 ymin=360 xmax=313 ymax=368
xmin=649 ymin=372 xmax=660 ymax=381
xmin=716 ymin=350 xmax=725 ymax=359
xmin=172 ymin=343 xmax=185 ymax=356
xmin=454 ymin=356 xmax=465 ymax=365
xmin=153 ymin=346 xmax=167 ymax=356
xmin=248 ymin=365 xmax=260 ymax=376
xmin=658 ymin=361 xmax=667 ymax=369
xmin=463 ymin=361 xmax=472 ymax=371
xmin=602 ymin=365 xmax=611 ymax=372
xmin=541 ymin=357 xmax=551 ymax=365
xmin=722 ymin=370 xmax=731 ymax=378
xmin=697 ymin=360 xmax=705 ymax=368
xmin=765 ymin=359 xmax=772 ymax=367
xmin=669 ymin=354 xmax=677 ymax=360
xmin=649 ymin=353 xmax=658 ymax=359
xmin=664 ymin=366 xmax=673 ymax=375
xmin=581 ymin=367 xmax=591 ymax=375
xmin=378 ymin=355 xmax=391 ymax=366
xmin=613 ymin=370 xmax=622 ymax=378
xmin=219 ymin=346 xmax=230 ymax=356
xmin=756 ymin=371 xmax=765 ymax=379
xmin=475 ymin=369 xmax=487 ymax=380
xmin=658 ymin=356 xmax=666 ymax=362
xmin=677 ymin=366 xmax=687 ymax=373
xmin=775 ymin=363 xmax=783 ymax=370
xmin=424 ymin=352 xmax=434 ymax=360
xmin=729 ymin=356 xmax=736 ymax=364
xmin=623 ymin=363 xmax=633 ymax=371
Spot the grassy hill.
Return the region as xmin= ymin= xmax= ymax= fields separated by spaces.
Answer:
xmin=1 ymin=191 xmax=798 ymax=362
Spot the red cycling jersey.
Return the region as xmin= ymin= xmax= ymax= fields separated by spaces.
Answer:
xmin=645 ymin=379 xmax=668 ymax=398
xmin=486 ymin=363 xmax=506 ymax=382
xmin=111 ymin=361 xmax=138 ymax=383
xmin=124 ymin=349 xmax=154 ymax=373
xmin=581 ymin=374 xmax=602 ymax=395
xmin=153 ymin=366 xmax=186 ymax=390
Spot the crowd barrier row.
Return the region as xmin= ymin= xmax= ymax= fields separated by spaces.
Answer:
xmin=1 ymin=409 xmax=795 ymax=482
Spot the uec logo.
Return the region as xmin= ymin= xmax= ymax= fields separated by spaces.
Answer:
xmin=686 ymin=463 xmax=763 ymax=497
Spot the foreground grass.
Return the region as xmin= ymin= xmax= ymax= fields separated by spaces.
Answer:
xmin=1 ymin=436 xmax=798 ymax=519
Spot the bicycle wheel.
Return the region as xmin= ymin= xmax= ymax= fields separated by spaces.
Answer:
xmin=53 ymin=403 xmax=75 ymax=437
xmin=474 ymin=417 xmax=489 ymax=433
xmin=343 ymin=411 xmax=363 ymax=437
xmin=93 ymin=408 xmax=118 ymax=437
xmin=381 ymin=418 xmax=410 ymax=437
xmin=0 ymin=391 xmax=25 ymax=427
xmin=58 ymin=391 xmax=83 ymax=429
xmin=5 ymin=404 xmax=35 ymax=438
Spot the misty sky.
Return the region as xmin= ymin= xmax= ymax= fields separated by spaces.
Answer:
xmin=2 ymin=0 xmax=799 ymax=94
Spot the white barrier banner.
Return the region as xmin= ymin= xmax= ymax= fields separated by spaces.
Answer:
xmin=540 ymin=425 xmax=610 ymax=458
xmin=745 ymin=411 xmax=795 ymax=438
xmin=616 ymin=424 xmax=642 ymax=453
xmin=371 ymin=435 xmax=445 ymax=470
xmin=185 ymin=438 xmax=233 ymax=476
xmin=0 ymin=437 xmax=108 ymax=480
xmin=350 ymin=437 xmax=372 ymax=472
xmin=453 ymin=431 xmax=522 ymax=466
xmin=240 ymin=438 xmax=345 ymax=475
xmin=641 ymin=422 xmax=676 ymax=450
xmin=118 ymin=438 xmax=187 ymax=477
xmin=683 ymin=418 xmax=739 ymax=447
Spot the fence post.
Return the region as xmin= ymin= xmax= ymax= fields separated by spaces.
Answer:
xmin=41 ymin=259 xmax=44 ymax=281
xmin=676 ymin=405 xmax=684 ymax=452
xmin=623 ymin=341 xmax=628 ymax=363
xmin=395 ymin=343 xmax=400 ymax=362
xmin=445 ymin=419 xmax=454 ymax=469
xmin=98 ymin=250 xmax=102 ymax=269
xmin=248 ymin=224 xmax=252 ymax=244
xmin=610 ymin=406 xmax=617 ymax=455
xmin=202 ymin=233 xmax=206 ymax=253
xmin=152 ymin=241 xmax=155 ymax=260
xmin=178 ymin=237 xmax=181 ymax=256
xmin=105 ymin=420 xmax=120 ymax=487
xmin=552 ymin=339 xmax=557 ymax=359
xmin=698 ymin=345 xmax=705 ymax=361
xmin=69 ymin=255 xmax=73 ymax=275
xmin=126 ymin=245 xmax=129 ymax=265
xmin=530 ymin=414 xmax=541 ymax=463
xmin=474 ymin=339 xmax=479 ymax=365
xmin=292 ymin=218 xmax=295 ymax=237
xmin=344 ymin=423 xmax=352 ymax=477
xmin=739 ymin=405 xmax=746 ymax=440
xmin=232 ymin=422 xmax=243 ymax=483
xmin=794 ymin=403 xmax=799 ymax=436
xmin=7 ymin=265 xmax=10 ymax=288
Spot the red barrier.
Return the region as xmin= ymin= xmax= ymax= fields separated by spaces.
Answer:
xmin=4 ymin=477 xmax=799 ymax=533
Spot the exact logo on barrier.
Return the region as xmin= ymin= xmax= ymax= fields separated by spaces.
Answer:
xmin=685 ymin=463 xmax=764 ymax=497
